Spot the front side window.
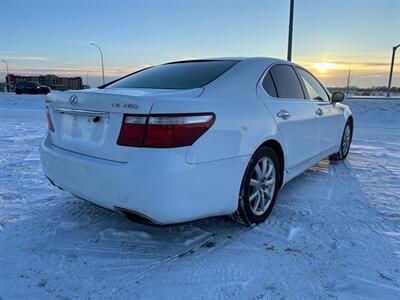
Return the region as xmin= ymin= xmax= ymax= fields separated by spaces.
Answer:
xmin=269 ymin=64 xmax=305 ymax=99
xmin=296 ymin=68 xmax=330 ymax=102
xmin=105 ymin=60 xmax=239 ymax=90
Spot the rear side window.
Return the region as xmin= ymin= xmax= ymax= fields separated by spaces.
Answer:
xmin=17 ymin=82 xmax=27 ymax=88
xmin=262 ymin=72 xmax=277 ymax=97
xmin=269 ymin=65 xmax=305 ymax=99
xmin=106 ymin=60 xmax=239 ymax=90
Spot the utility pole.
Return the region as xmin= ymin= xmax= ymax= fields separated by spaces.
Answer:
xmin=387 ymin=43 xmax=400 ymax=97
xmin=1 ymin=59 xmax=10 ymax=92
xmin=346 ymin=68 xmax=353 ymax=96
xmin=287 ymin=0 xmax=294 ymax=61
xmin=90 ymin=42 xmax=105 ymax=85
xmin=86 ymin=72 xmax=90 ymax=88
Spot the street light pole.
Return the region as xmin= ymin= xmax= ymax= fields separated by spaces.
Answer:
xmin=86 ymin=71 xmax=90 ymax=88
xmin=1 ymin=59 xmax=10 ymax=92
xmin=90 ymin=42 xmax=105 ymax=85
xmin=387 ymin=43 xmax=400 ymax=97
xmin=287 ymin=0 xmax=294 ymax=61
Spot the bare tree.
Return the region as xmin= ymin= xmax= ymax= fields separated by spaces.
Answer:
xmin=346 ymin=68 xmax=353 ymax=96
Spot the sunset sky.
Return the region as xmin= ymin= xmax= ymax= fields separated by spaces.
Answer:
xmin=1 ymin=0 xmax=399 ymax=88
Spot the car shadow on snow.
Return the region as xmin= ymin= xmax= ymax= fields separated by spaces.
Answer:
xmin=31 ymin=192 xmax=245 ymax=264
xmin=33 ymin=157 xmax=359 ymax=263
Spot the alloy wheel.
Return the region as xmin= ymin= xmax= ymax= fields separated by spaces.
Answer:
xmin=248 ymin=157 xmax=276 ymax=216
xmin=342 ymin=124 xmax=351 ymax=156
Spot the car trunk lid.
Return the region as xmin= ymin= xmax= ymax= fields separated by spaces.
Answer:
xmin=46 ymin=88 xmax=203 ymax=162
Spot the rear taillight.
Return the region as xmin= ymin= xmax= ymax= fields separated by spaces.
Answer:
xmin=46 ymin=109 xmax=54 ymax=132
xmin=117 ymin=113 xmax=215 ymax=148
xmin=117 ymin=115 xmax=147 ymax=147
xmin=144 ymin=114 xmax=215 ymax=148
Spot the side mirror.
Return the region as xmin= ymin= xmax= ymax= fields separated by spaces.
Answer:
xmin=331 ymin=91 xmax=345 ymax=103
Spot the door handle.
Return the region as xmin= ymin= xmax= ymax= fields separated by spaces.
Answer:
xmin=315 ymin=108 xmax=323 ymax=116
xmin=277 ymin=110 xmax=291 ymax=120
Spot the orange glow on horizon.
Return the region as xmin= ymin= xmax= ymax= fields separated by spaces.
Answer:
xmin=313 ymin=63 xmax=338 ymax=73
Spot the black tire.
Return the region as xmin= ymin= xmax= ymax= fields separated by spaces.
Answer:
xmin=232 ymin=146 xmax=281 ymax=226
xmin=330 ymin=121 xmax=353 ymax=160
xmin=15 ymin=89 xmax=22 ymax=95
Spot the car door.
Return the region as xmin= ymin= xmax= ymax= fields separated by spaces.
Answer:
xmin=258 ymin=64 xmax=317 ymax=172
xmin=295 ymin=67 xmax=343 ymax=156
xmin=28 ymin=82 xmax=36 ymax=93
xmin=19 ymin=82 xmax=27 ymax=93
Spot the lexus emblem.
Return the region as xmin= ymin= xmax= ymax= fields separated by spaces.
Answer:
xmin=69 ymin=95 xmax=78 ymax=106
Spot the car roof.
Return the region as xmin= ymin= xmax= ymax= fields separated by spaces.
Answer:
xmin=166 ymin=57 xmax=290 ymax=64
xmin=196 ymin=57 xmax=303 ymax=98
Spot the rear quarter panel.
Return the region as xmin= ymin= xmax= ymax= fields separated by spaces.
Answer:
xmin=150 ymin=97 xmax=284 ymax=164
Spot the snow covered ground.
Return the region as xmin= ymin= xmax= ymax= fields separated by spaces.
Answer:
xmin=0 ymin=94 xmax=399 ymax=299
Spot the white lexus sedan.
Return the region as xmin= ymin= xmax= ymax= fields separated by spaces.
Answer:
xmin=40 ymin=57 xmax=353 ymax=226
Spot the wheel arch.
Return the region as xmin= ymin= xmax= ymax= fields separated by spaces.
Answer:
xmin=347 ymin=115 xmax=354 ymax=130
xmin=256 ymin=139 xmax=285 ymax=189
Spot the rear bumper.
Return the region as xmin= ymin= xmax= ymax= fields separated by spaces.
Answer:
xmin=40 ymin=133 xmax=248 ymax=224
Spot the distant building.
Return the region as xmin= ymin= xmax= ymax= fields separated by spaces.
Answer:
xmin=6 ymin=74 xmax=83 ymax=91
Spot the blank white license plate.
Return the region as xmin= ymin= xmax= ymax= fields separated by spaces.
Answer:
xmin=55 ymin=111 xmax=109 ymax=144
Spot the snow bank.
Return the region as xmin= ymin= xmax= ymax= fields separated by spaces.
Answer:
xmin=346 ymin=99 xmax=400 ymax=128
xmin=0 ymin=94 xmax=45 ymax=120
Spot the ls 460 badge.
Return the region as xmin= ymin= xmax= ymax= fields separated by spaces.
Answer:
xmin=112 ymin=103 xmax=139 ymax=109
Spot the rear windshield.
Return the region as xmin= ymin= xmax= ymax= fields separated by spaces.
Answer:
xmin=105 ymin=60 xmax=239 ymax=90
